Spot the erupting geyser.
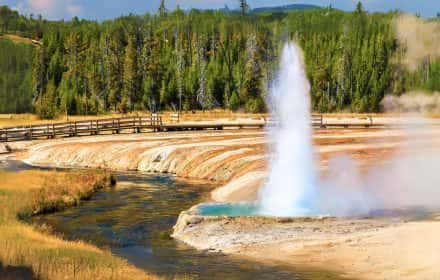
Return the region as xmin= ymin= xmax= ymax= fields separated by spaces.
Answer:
xmin=196 ymin=42 xmax=319 ymax=218
xmin=258 ymin=42 xmax=317 ymax=217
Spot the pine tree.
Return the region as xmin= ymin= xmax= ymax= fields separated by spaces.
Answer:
xmin=32 ymin=46 xmax=46 ymax=105
xmin=239 ymin=0 xmax=250 ymax=15
xmin=85 ymin=40 xmax=103 ymax=114
xmin=107 ymin=29 xmax=124 ymax=111
xmin=64 ymin=32 xmax=84 ymax=96
xmin=229 ymin=91 xmax=240 ymax=111
xmin=196 ymin=38 xmax=208 ymax=110
xmin=36 ymin=79 xmax=57 ymax=119
xmin=175 ymin=30 xmax=184 ymax=112
xmin=242 ymin=34 xmax=264 ymax=112
xmin=159 ymin=79 xmax=167 ymax=107
xmin=159 ymin=0 xmax=167 ymax=17
xmin=123 ymin=35 xmax=138 ymax=112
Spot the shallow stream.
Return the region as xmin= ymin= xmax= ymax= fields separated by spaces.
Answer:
xmin=2 ymin=160 xmax=342 ymax=279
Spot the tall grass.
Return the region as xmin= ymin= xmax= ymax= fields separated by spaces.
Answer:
xmin=0 ymin=170 xmax=156 ymax=280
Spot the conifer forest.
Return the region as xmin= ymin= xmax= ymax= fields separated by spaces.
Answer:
xmin=0 ymin=2 xmax=439 ymax=117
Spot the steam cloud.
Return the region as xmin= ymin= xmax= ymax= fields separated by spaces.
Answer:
xmin=318 ymin=104 xmax=440 ymax=216
xmin=394 ymin=14 xmax=440 ymax=71
xmin=319 ymin=132 xmax=440 ymax=216
xmin=382 ymin=92 xmax=440 ymax=114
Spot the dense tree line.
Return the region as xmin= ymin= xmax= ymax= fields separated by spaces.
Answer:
xmin=0 ymin=38 xmax=34 ymax=113
xmin=28 ymin=7 xmax=277 ymax=117
xmin=0 ymin=3 xmax=439 ymax=117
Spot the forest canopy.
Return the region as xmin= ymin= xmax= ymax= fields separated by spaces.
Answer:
xmin=0 ymin=3 xmax=439 ymax=117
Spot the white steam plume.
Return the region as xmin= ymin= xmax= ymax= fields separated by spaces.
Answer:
xmin=259 ymin=42 xmax=317 ymax=217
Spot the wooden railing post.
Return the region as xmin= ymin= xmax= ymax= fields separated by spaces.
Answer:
xmin=137 ymin=116 xmax=141 ymax=133
xmin=133 ymin=117 xmax=136 ymax=133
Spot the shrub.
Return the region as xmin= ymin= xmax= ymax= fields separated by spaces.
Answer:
xmin=229 ymin=92 xmax=240 ymax=111
xmin=245 ymin=97 xmax=266 ymax=113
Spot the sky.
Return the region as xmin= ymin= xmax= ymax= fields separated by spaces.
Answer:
xmin=1 ymin=0 xmax=439 ymax=20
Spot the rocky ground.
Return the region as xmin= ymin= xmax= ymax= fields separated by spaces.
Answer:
xmin=172 ymin=205 xmax=440 ymax=280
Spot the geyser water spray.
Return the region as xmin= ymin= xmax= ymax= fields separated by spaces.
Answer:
xmin=259 ymin=42 xmax=317 ymax=217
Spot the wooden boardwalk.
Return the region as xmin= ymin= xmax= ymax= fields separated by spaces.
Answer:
xmin=0 ymin=116 xmax=162 ymax=142
xmin=0 ymin=114 xmax=384 ymax=142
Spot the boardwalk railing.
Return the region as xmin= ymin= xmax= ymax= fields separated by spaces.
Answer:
xmin=264 ymin=114 xmax=324 ymax=127
xmin=0 ymin=115 xmax=163 ymax=142
xmin=170 ymin=112 xmax=180 ymax=123
xmin=0 ymin=114 xmax=386 ymax=143
xmin=311 ymin=114 xmax=324 ymax=127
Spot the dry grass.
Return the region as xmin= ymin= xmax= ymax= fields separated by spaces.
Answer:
xmin=0 ymin=170 xmax=156 ymax=280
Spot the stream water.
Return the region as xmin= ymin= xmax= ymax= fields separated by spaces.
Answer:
xmin=2 ymin=160 xmax=342 ymax=279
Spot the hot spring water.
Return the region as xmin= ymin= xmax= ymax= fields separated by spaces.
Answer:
xmin=199 ymin=42 xmax=318 ymax=217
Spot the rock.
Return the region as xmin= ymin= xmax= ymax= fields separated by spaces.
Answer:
xmin=187 ymin=217 xmax=202 ymax=225
xmin=0 ymin=144 xmax=12 ymax=154
xmin=152 ymin=154 xmax=162 ymax=163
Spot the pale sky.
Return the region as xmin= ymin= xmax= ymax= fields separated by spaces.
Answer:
xmin=1 ymin=0 xmax=439 ymax=20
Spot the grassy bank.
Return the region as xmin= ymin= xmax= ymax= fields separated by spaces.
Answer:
xmin=0 ymin=169 xmax=156 ymax=280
